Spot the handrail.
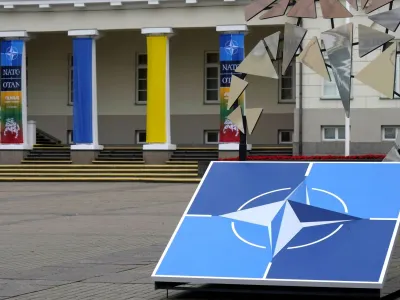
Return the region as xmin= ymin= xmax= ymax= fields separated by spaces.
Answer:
xmin=36 ymin=128 xmax=62 ymax=144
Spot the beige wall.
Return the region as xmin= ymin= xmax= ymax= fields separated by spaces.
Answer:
xmin=26 ymin=26 xmax=294 ymax=145
xmin=293 ymin=1 xmax=400 ymax=153
xmin=5 ymin=0 xmax=400 ymax=152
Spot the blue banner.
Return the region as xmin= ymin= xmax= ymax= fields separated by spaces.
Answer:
xmin=73 ymin=38 xmax=93 ymax=144
xmin=1 ymin=40 xmax=23 ymax=93
xmin=219 ymin=33 xmax=245 ymax=88
xmin=1 ymin=40 xmax=22 ymax=67
xmin=218 ymin=33 xmax=245 ymax=143
xmin=0 ymin=40 xmax=24 ymax=144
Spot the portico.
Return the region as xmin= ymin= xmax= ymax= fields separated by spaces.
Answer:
xmin=0 ymin=0 xmax=295 ymax=164
xmin=0 ymin=26 xmax=293 ymax=163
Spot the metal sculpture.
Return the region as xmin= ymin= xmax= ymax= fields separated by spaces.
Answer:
xmin=321 ymin=23 xmax=353 ymax=117
xmin=227 ymin=0 xmax=400 ymax=160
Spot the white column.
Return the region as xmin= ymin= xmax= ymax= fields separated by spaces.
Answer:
xmin=216 ymin=25 xmax=252 ymax=151
xmin=141 ymin=27 xmax=176 ymax=151
xmin=27 ymin=120 xmax=36 ymax=147
xmin=345 ymin=2 xmax=351 ymax=156
xmin=345 ymin=113 xmax=350 ymax=156
xmin=0 ymin=30 xmax=30 ymax=150
xmin=68 ymin=29 xmax=103 ymax=150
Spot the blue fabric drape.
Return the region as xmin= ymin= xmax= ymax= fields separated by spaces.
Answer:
xmin=72 ymin=38 xmax=93 ymax=144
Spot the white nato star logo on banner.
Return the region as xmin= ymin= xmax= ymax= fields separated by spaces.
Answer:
xmin=5 ymin=46 xmax=18 ymax=61
xmin=224 ymin=39 xmax=239 ymax=56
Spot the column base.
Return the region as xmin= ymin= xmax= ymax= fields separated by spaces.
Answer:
xmin=143 ymin=143 xmax=176 ymax=164
xmin=0 ymin=144 xmax=32 ymax=150
xmin=143 ymin=143 xmax=177 ymax=151
xmin=0 ymin=150 xmax=27 ymax=164
xmin=218 ymin=143 xmax=252 ymax=160
xmin=71 ymin=150 xmax=99 ymax=164
xmin=218 ymin=143 xmax=252 ymax=151
xmin=71 ymin=144 xmax=104 ymax=150
xmin=70 ymin=144 xmax=103 ymax=164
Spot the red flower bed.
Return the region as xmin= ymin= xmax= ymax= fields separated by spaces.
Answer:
xmin=220 ymin=154 xmax=386 ymax=161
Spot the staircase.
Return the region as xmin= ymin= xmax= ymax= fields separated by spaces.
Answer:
xmin=22 ymin=129 xmax=71 ymax=164
xmin=0 ymin=164 xmax=200 ymax=182
xmin=35 ymin=128 xmax=62 ymax=146
xmin=14 ymin=130 xmax=197 ymax=182
xmin=166 ymin=145 xmax=293 ymax=164
xmin=93 ymin=147 xmax=144 ymax=164
xmin=166 ymin=147 xmax=218 ymax=165
xmin=248 ymin=146 xmax=293 ymax=157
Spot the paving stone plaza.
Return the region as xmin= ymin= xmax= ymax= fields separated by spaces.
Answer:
xmin=2 ymin=182 xmax=399 ymax=300
xmin=0 ymin=182 xmax=200 ymax=300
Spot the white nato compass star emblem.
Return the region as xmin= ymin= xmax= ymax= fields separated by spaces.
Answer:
xmin=221 ymin=183 xmax=359 ymax=258
xmin=224 ymin=39 xmax=239 ymax=56
xmin=5 ymin=46 xmax=18 ymax=61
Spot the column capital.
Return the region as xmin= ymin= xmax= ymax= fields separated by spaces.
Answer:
xmin=141 ymin=27 xmax=174 ymax=36
xmin=216 ymin=25 xmax=248 ymax=33
xmin=0 ymin=30 xmax=29 ymax=41
xmin=68 ymin=29 xmax=100 ymax=39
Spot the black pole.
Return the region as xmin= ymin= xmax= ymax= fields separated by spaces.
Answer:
xmin=239 ymin=114 xmax=247 ymax=161
xmin=236 ymin=72 xmax=248 ymax=161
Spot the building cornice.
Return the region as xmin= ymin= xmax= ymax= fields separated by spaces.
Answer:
xmin=0 ymin=0 xmax=249 ymax=11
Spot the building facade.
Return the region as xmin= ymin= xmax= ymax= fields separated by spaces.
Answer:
xmin=0 ymin=0 xmax=398 ymax=159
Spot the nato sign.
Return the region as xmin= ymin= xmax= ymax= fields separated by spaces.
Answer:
xmin=152 ymin=162 xmax=400 ymax=289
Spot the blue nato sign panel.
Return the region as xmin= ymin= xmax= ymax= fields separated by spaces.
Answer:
xmin=152 ymin=161 xmax=400 ymax=289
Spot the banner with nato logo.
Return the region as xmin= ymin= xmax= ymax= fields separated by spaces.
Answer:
xmin=219 ymin=33 xmax=244 ymax=143
xmin=0 ymin=40 xmax=23 ymax=144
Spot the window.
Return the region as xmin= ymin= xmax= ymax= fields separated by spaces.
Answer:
xmin=382 ymin=126 xmax=400 ymax=141
xmin=204 ymin=130 xmax=219 ymax=144
xmin=68 ymin=54 xmax=73 ymax=106
xmin=278 ymin=130 xmax=293 ymax=144
xmin=395 ymin=55 xmax=400 ymax=98
xmin=136 ymin=54 xmax=147 ymax=104
xmin=322 ymin=58 xmax=340 ymax=99
xmin=321 ymin=56 xmax=353 ymax=99
xmin=322 ymin=126 xmax=345 ymax=141
xmin=26 ymin=56 xmax=28 ymax=106
xmin=276 ymin=42 xmax=295 ymax=103
xmin=204 ymin=52 xmax=220 ymax=103
xmin=67 ymin=130 xmax=73 ymax=144
xmin=273 ymin=42 xmax=296 ymax=103
xmin=382 ymin=42 xmax=400 ymax=98
xmin=279 ymin=62 xmax=295 ymax=102
xmin=136 ymin=130 xmax=146 ymax=144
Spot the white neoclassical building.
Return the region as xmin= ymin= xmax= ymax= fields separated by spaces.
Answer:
xmin=0 ymin=0 xmax=398 ymax=163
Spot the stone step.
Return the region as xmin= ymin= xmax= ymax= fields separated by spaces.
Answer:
xmin=0 ymin=172 xmax=198 ymax=178
xmin=0 ymin=176 xmax=201 ymax=183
